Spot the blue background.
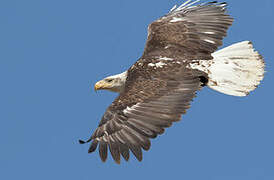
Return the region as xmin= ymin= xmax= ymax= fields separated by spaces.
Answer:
xmin=0 ymin=0 xmax=273 ymax=179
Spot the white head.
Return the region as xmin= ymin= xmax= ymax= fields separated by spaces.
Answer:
xmin=94 ymin=71 xmax=128 ymax=93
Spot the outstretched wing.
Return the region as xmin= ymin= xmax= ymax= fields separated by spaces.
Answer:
xmin=142 ymin=1 xmax=233 ymax=60
xmin=86 ymin=60 xmax=205 ymax=163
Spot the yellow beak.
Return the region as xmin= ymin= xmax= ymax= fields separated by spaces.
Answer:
xmin=94 ymin=80 xmax=108 ymax=91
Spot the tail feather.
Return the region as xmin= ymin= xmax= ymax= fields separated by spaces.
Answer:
xmin=207 ymin=41 xmax=265 ymax=96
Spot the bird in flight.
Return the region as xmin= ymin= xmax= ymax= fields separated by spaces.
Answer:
xmin=80 ymin=0 xmax=265 ymax=164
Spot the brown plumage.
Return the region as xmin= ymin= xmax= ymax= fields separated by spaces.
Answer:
xmin=143 ymin=1 xmax=233 ymax=60
xmin=80 ymin=1 xmax=236 ymax=163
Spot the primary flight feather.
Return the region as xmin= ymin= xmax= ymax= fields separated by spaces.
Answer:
xmin=80 ymin=0 xmax=265 ymax=164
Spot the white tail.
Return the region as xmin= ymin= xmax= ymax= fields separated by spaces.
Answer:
xmin=206 ymin=41 xmax=265 ymax=96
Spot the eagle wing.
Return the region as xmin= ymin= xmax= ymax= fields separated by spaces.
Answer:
xmin=83 ymin=1 xmax=234 ymax=163
xmin=142 ymin=1 xmax=233 ymax=60
xmin=86 ymin=60 xmax=205 ymax=163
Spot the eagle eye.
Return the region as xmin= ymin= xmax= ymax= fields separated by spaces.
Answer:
xmin=106 ymin=79 xmax=113 ymax=83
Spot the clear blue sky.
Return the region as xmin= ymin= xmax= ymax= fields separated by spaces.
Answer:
xmin=0 ymin=0 xmax=273 ymax=179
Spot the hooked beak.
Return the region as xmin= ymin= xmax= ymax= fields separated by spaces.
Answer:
xmin=94 ymin=80 xmax=108 ymax=91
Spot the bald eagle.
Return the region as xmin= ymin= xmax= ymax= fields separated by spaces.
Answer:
xmin=80 ymin=0 xmax=265 ymax=163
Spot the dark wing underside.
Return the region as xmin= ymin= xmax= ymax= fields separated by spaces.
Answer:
xmin=87 ymin=61 xmax=204 ymax=163
xmin=142 ymin=1 xmax=233 ymax=60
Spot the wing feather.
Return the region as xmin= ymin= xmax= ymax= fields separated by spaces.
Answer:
xmin=83 ymin=1 xmax=227 ymax=163
xmin=125 ymin=120 xmax=157 ymax=138
xmin=84 ymin=59 xmax=205 ymax=163
xmin=88 ymin=139 xmax=98 ymax=153
xmin=99 ymin=141 xmax=108 ymax=162
xmin=142 ymin=1 xmax=233 ymax=60
xmin=108 ymin=135 xmax=121 ymax=164
xmin=119 ymin=144 xmax=130 ymax=161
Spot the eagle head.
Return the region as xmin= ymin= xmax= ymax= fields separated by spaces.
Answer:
xmin=94 ymin=71 xmax=127 ymax=93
